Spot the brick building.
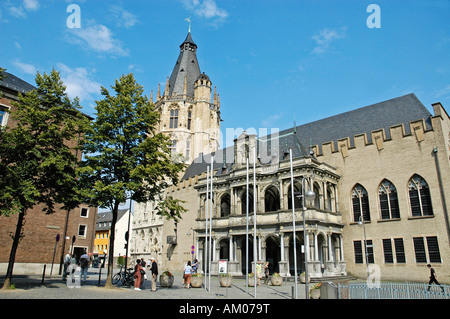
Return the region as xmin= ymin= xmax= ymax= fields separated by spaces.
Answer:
xmin=0 ymin=71 xmax=97 ymax=275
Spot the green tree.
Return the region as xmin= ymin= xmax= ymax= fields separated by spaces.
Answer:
xmin=79 ymin=73 xmax=186 ymax=288
xmin=0 ymin=70 xmax=90 ymax=289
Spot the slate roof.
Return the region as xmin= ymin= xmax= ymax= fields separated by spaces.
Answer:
xmin=96 ymin=209 xmax=129 ymax=231
xmin=168 ymin=32 xmax=202 ymax=97
xmin=289 ymin=93 xmax=432 ymax=152
xmin=0 ymin=71 xmax=36 ymax=94
xmin=181 ymin=93 xmax=433 ymax=181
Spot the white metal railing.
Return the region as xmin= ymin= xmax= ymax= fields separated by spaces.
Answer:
xmin=338 ymin=282 xmax=449 ymax=299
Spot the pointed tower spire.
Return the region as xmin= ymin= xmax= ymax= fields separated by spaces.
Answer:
xmin=168 ymin=32 xmax=201 ymax=98
xmin=164 ymin=76 xmax=170 ymax=97
xmin=150 ymin=90 xmax=153 ymax=103
xmin=213 ymin=86 xmax=217 ymax=105
xmin=157 ymin=83 xmax=161 ymax=100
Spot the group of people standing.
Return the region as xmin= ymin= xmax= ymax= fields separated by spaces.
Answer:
xmin=134 ymin=257 xmax=158 ymax=291
xmin=182 ymin=259 xmax=199 ymax=289
xmin=62 ymin=250 xmax=90 ymax=283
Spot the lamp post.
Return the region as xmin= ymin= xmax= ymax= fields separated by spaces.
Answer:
xmin=358 ymin=215 xmax=369 ymax=280
xmin=293 ymin=178 xmax=315 ymax=299
xmin=187 ymin=228 xmax=194 ymax=263
xmin=290 ymin=149 xmax=316 ymax=299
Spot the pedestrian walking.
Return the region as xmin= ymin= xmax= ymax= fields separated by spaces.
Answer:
xmin=150 ymin=257 xmax=158 ymax=292
xmin=134 ymin=259 xmax=144 ymax=291
xmin=62 ymin=251 xmax=71 ymax=281
xmin=80 ymin=251 xmax=89 ymax=282
xmin=427 ymin=264 xmax=445 ymax=292
xmin=184 ymin=261 xmax=192 ymax=289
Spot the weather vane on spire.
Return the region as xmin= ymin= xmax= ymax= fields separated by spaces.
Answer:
xmin=185 ymin=16 xmax=192 ymax=33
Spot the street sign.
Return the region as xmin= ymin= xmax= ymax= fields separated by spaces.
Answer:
xmin=56 ymin=234 xmax=60 ymax=242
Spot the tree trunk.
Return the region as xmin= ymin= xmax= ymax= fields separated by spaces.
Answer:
xmin=104 ymin=202 xmax=119 ymax=289
xmin=1 ymin=209 xmax=26 ymax=290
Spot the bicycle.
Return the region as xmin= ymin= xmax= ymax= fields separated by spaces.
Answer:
xmin=112 ymin=266 xmax=135 ymax=286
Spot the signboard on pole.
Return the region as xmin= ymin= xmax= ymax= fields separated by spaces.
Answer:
xmin=219 ymin=260 xmax=228 ymax=274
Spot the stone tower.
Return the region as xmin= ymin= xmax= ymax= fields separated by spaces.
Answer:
xmin=153 ymin=32 xmax=221 ymax=164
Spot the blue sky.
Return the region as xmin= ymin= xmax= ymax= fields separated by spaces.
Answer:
xmin=1 ymin=0 xmax=449 ymax=148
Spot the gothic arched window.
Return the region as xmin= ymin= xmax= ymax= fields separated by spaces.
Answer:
xmin=220 ymin=194 xmax=231 ymax=217
xmin=408 ymin=175 xmax=433 ymax=217
xmin=379 ymin=179 xmax=400 ymax=220
xmin=352 ymin=184 xmax=370 ymax=222
xmin=264 ymin=186 xmax=280 ymax=212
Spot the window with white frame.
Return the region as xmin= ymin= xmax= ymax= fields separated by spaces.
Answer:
xmin=0 ymin=105 xmax=10 ymax=127
xmin=80 ymin=207 xmax=89 ymax=218
xmin=78 ymin=224 xmax=87 ymax=237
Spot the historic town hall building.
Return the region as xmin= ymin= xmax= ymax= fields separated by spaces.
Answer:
xmin=130 ymin=31 xmax=450 ymax=283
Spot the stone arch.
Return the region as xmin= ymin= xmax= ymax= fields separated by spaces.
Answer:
xmin=286 ymin=181 xmax=302 ymax=210
xmin=265 ymin=235 xmax=281 ymax=274
xmin=264 ymin=185 xmax=280 ymax=212
xmin=219 ymin=192 xmax=231 ymax=217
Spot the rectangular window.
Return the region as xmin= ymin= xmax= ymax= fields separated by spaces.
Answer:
xmin=186 ymin=141 xmax=190 ymax=158
xmin=390 ymin=192 xmax=400 ymax=219
xmin=187 ymin=111 xmax=192 ymax=130
xmin=380 ymin=193 xmax=390 ymax=219
xmin=352 ymin=197 xmax=361 ymax=222
xmin=169 ymin=109 xmax=178 ymax=129
xmin=0 ymin=108 xmax=5 ymax=126
xmin=80 ymin=207 xmax=89 ymax=217
xmin=169 ymin=140 xmax=177 ymax=155
xmin=382 ymin=239 xmax=393 ymax=263
xmin=426 ymin=236 xmax=441 ymax=263
xmin=409 ymin=189 xmax=421 ymax=217
xmin=394 ymin=238 xmax=406 ymax=263
xmin=353 ymin=241 xmax=363 ymax=264
xmin=413 ymin=237 xmax=427 ymax=263
xmin=366 ymin=240 xmax=374 ymax=264
xmin=421 ymin=188 xmax=433 ymax=216
xmin=78 ymin=225 xmax=87 ymax=237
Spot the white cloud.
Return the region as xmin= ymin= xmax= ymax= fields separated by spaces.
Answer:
xmin=261 ymin=113 xmax=284 ymax=128
xmin=23 ymin=0 xmax=39 ymax=11
xmin=434 ymin=84 xmax=450 ymax=99
xmin=68 ymin=24 xmax=129 ymax=56
xmin=311 ymin=27 xmax=347 ymax=54
xmin=9 ymin=6 xmax=26 ymax=18
xmin=12 ymin=59 xmax=37 ymax=75
xmin=109 ymin=5 xmax=139 ymax=29
xmin=8 ymin=0 xmax=39 ymax=18
xmin=182 ymin=0 xmax=228 ymax=21
xmin=56 ymin=63 xmax=101 ymax=102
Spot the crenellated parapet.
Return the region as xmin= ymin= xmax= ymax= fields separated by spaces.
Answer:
xmin=311 ymin=117 xmax=434 ymax=159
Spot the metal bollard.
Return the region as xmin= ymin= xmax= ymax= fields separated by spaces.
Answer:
xmin=98 ymin=266 xmax=102 ymax=285
xmin=41 ymin=264 xmax=46 ymax=284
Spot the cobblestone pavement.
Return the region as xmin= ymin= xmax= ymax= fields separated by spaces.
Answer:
xmin=0 ymin=268 xmax=305 ymax=300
